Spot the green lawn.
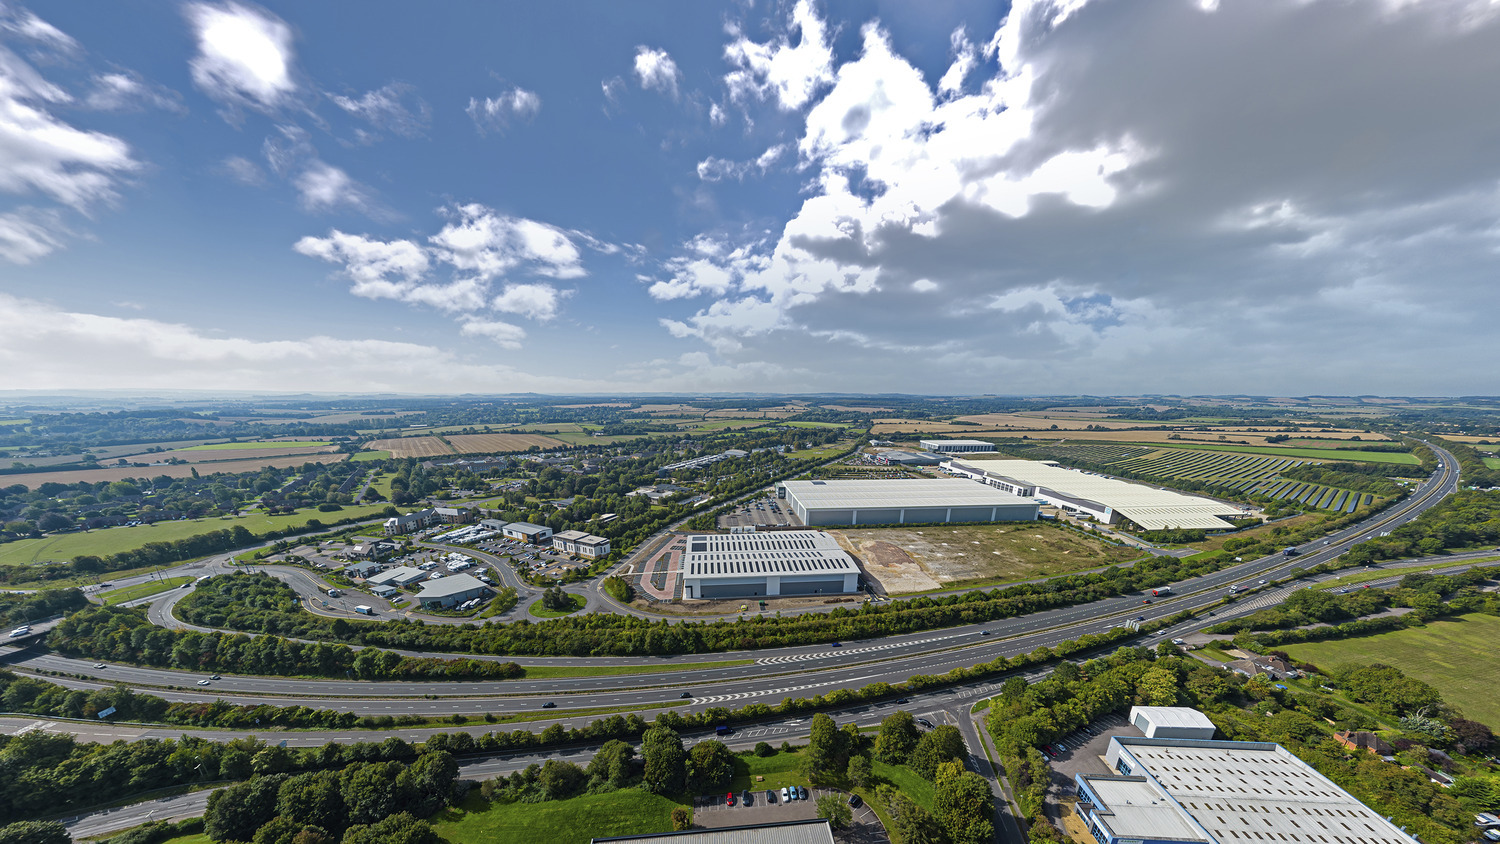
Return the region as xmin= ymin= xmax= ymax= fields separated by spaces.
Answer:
xmin=1131 ymin=442 xmax=1419 ymax=464
xmin=179 ymin=441 xmax=331 ymax=450
xmin=101 ymin=576 xmax=192 ymax=604
xmin=528 ymin=593 xmax=586 ymax=618
xmin=729 ymin=748 xmax=809 ymax=793
xmin=0 ymin=504 xmax=392 ymax=566
xmin=1484 ymin=457 xmax=1500 ymax=470
xmin=432 ymin=790 xmax=685 ymax=843
xmin=159 ymin=835 xmax=211 ymax=844
xmin=1280 ymin=612 xmax=1500 ymax=726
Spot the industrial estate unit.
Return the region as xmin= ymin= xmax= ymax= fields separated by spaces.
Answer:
xmin=1076 ymin=730 xmax=1420 ymax=844
xmin=946 ymin=457 xmax=1244 ymax=530
xmin=776 ymin=478 xmax=1039 ymax=526
xmin=918 ymin=438 xmax=999 ymax=453
xmin=679 ymin=530 xmax=862 ymax=599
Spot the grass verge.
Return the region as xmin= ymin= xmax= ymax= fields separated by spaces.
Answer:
xmin=1315 ymin=556 xmax=1500 ymax=590
xmin=431 ymin=789 xmax=687 ymax=843
xmin=101 ymin=576 xmax=193 ymax=604
xmin=520 ymin=659 xmax=755 ymax=679
xmin=529 ymin=593 xmax=586 ymax=618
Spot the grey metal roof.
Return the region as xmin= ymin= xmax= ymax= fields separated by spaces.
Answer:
xmin=415 ymin=573 xmax=486 ymax=598
xmin=593 ymin=818 xmax=835 ymax=844
xmin=682 ymin=530 xmax=859 ymax=580
xmin=781 ymin=478 xmax=1033 ymax=510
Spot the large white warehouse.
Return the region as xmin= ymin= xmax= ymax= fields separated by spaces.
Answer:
xmin=778 ymin=478 xmax=1038 ymax=526
xmin=919 ymin=439 xmax=998 ymax=453
xmin=947 ymin=458 xmax=1243 ymax=531
xmin=681 ymin=530 xmax=861 ymax=600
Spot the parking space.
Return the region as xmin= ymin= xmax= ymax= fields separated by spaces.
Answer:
xmin=1041 ymin=711 xmax=1140 ymax=778
xmin=694 ymin=786 xmax=884 ymax=842
xmin=717 ymin=495 xmax=802 ymax=530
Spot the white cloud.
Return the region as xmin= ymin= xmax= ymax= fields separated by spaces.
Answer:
xmin=84 ymin=72 xmax=185 ymax=112
xmin=723 ymin=0 xmax=835 ymax=110
xmin=0 ymin=7 xmax=79 ymax=56
xmin=293 ymin=230 xmax=429 ymax=289
xmin=329 ymin=82 xmax=430 ymax=138
xmin=219 ymin=154 xmax=265 ymax=185
xmin=0 ymin=208 xmax=64 ymax=263
xmin=0 ymin=45 xmax=139 ymax=209
xmin=466 ymin=86 xmax=541 ymax=134
xmin=937 ymin=27 xmax=978 ymax=97
xmin=709 ymin=102 xmax=727 ymax=126
xmin=696 ymin=144 xmax=789 ymax=181
xmin=459 ymin=318 xmax=526 ymax=348
xmin=429 ymin=203 xmax=584 ymax=280
xmin=633 ymin=46 xmax=681 ymax=98
xmin=293 ymin=161 xmax=379 ymax=215
xmin=186 ymin=2 xmax=297 ymax=114
xmin=491 ymin=283 xmax=566 ymax=321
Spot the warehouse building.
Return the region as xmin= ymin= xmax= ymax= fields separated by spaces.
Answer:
xmin=1128 ymin=706 xmax=1217 ymax=740
xmin=415 ymin=573 xmax=489 ymax=609
xmin=1074 ymin=734 xmax=1420 ymax=844
xmin=947 ymin=458 xmax=1244 ymax=530
xmin=680 ymin=530 xmax=862 ymax=599
xmin=366 ymin=566 xmax=427 ymax=588
xmin=919 ymin=438 xmax=997 ymax=453
xmin=777 ymin=478 xmax=1038 ymax=526
xmin=502 ymin=522 xmax=553 ymax=543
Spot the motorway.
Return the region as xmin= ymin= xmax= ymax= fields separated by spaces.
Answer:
xmin=2 ymin=443 xmax=1473 ymax=839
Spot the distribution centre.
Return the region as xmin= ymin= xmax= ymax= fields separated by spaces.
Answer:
xmin=680 ymin=530 xmax=862 ymax=599
xmin=777 ymin=478 xmax=1038 ymax=526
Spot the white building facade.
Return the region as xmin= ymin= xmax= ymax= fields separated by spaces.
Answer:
xmin=681 ymin=530 xmax=861 ymax=600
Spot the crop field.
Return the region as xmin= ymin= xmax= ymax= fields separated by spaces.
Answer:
xmin=832 ymin=522 xmax=1144 ymax=593
xmin=676 ymin=418 xmax=769 ymax=431
xmin=1008 ymin=443 xmax=1377 ymax=513
xmin=955 ymin=412 xmax=1176 ymax=429
xmin=366 ymin=436 xmax=455 ymax=458
xmin=155 ymin=445 xmax=340 ymax=463
xmin=628 ymin=404 xmax=706 ymax=413
xmin=180 ymin=440 xmax=332 ymax=450
xmin=0 ymin=502 xmax=391 ymax=566
xmin=1136 ymin=442 xmax=1419 ymax=464
xmin=1281 ymin=613 xmax=1500 ymax=727
xmin=548 ymin=432 xmax=646 ymax=446
xmin=0 ymin=453 xmax=350 ymax=490
xmin=446 ymin=433 xmax=568 ymax=453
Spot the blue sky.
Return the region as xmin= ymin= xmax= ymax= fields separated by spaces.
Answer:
xmin=2 ymin=0 xmax=1499 ymax=396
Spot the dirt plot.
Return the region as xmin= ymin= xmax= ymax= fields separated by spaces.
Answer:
xmin=831 ymin=523 xmax=1143 ymax=594
xmin=0 ymin=453 xmax=350 ymax=489
xmin=367 ymin=437 xmax=455 ymax=459
xmin=446 ymin=433 xmax=567 ymax=454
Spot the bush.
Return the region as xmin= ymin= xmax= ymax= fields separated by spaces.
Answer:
xmin=754 ymin=741 xmax=775 ymax=757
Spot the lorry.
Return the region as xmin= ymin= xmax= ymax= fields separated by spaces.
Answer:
xmin=1151 ymin=587 xmax=1173 ymax=596
xmin=354 ymin=605 xmax=374 ymax=615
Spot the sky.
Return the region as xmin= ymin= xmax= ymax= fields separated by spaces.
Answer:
xmin=2 ymin=0 xmax=1499 ymax=397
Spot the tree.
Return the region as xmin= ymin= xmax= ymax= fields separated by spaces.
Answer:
xmin=400 ymin=750 xmax=458 ymax=814
xmin=0 ymin=820 xmax=69 ymax=844
xmin=277 ymin=771 xmax=347 ymax=834
xmin=888 ymin=793 xmax=946 ymax=844
xmin=804 ymin=712 xmax=845 ymax=780
xmin=688 ymin=740 xmax=735 ymax=792
xmin=1451 ymin=718 xmax=1494 ymax=752
xmin=339 ymin=762 xmax=409 ymax=826
xmin=36 ymin=512 xmax=72 ymax=533
xmin=537 ymin=759 xmax=587 ymax=800
xmin=934 ymin=762 xmax=994 ymax=844
xmin=754 ymin=741 xmax=775 ymax=757
xmin=642 ymin=726 xmax=687 ymax=794
xmin=205 ymin=776 xmax=285 ymax=843
xmin=587 ymin=739 xmax=637 ymax=789
xmin=875 ymin=711 xmax=920 ymax=764
xmin=816 ymin=793 xmax=853 ymax=828
xmin=1136 ymin=666 xmax=1180 ymax=707
xmin=910 ymin=725 xmax=965 ymax=780
xmin=846 ymin=755 xmax=873 ymax=788
xmin=338 ymin=812 xmax=441 ymax=844
xmin=671 ymin=807 xmax=692 ymax=831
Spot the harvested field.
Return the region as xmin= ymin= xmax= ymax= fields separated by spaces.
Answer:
xmin=156 ymin=444 xmax=340 ymax=463
xmin=0 ymin=453 xmax=350 ymax=489
xmin=629 ymin=404 xmax=706 ymax=413
xmin=869 ymin=419 xmax=975 ymax=433
xmin=553 ymin=402 xmax=631 ymax=408
xmin=367 ymin=437 xmax=454 ymax=458
xmin=955 ymin=413 xmax=1174 ymax=429
xmin=446 ymin=433 xmax=567 ymax=453
xmin=822 ymin=405 xmax=893 ymax=412
xmin=831 ymin=523 xmax=1143 ymax=594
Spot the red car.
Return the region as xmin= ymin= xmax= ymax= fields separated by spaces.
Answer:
xmin=726 ymin=792 xmax=735 ymax=807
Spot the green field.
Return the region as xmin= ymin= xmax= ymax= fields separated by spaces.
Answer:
xmin=158 ymin=835 xmax=211 ymax=844
xmin=528 ymin=593 xmax=586 ymax=618
xmin=680 ymin=418 xmax=771 ymax=431
xmin=0 ymin=504 xmax=392 ymax=566
xmin=1485 ymin=457 xmax=1500 ymax=470
xmin=351 ymin=450 xmax=390 ymax=462
xmin=180 ymin=441 xmax=331 ymax=451
xmin=779 ymin=420 xmax=857 ymax=428
xmin=549 ymin=432 xmax=648 ymax=446
xmin=1280 ymin=612 xmax=1500 ymax=726
xmin=101 ymin=576 xmax=192 ymax=604
xmin=432 ymin=789 xmax=685 ymax=844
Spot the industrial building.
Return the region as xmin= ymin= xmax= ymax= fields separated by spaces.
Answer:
xmin=552 ymin=529 xmax=611 ymax=559
xmin=502 ymin=522 xmax=553 ymax=543
xmin=947 ymin=458 xmax=1244 ymax=531
xmin=415 ymin=573 xmax=489 ymax=609
xmin=593 ymin=818 xmax=834 ymax=844
xmin=1074 ymin=734 xmax=1419 ymax=844
xmin=1128 ymin=706 xmax=1217 ymax=740
xmin=868 ymin=450 xmax=945 ymax=466
xmin=777 ymin=478 xmax=1038 ymax=526
xmin=680 ymin=530 xmax=862 ymax=599
xmin=366 ymin=566 xmax=427 ymax=588
xmin=919 ymin=438 xmax=997 ymax=453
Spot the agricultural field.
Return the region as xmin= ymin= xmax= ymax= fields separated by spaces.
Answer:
xmin=445 ymin=433 xmax=568 ymax=453
xmin=676 ymin=418 xmax=770 ymax=431
xmin=1006 ymin=442 xmax=1379 ymax=513
xmin=1485 ymin=458 xmax=1500 ymax=470
xmin=154 ymin=444 xmax=341 ymax=463
xmin=552 ymin=402 xmax=632 ymax=408
xmin=628 ymin=404 xmax=706 ymax=413
xmin=821 ymin=404 xmax=894 ymax=412
xmin=1281 ymin=613 xmax=1500 ymax=727
xmin=349 ymin=450 xmax=390 ymax=461
xmin=0 ymin=453 xmax=350 ymax=490
xmin=831 ymin=522 xmax=1144 ymax=593
xmin=0 ymin=503 xmax=392 ymax=566
xmin=366 ymin=436 xmax=455 ymax=458
xmin=870 ymin=418 xmax=975 ymax=434
xmin=1137 ymin=442 xmax=1418 ymax=464
xmin=548 ymin=432 xmax=645 ymax=446
xmin=179 ymin=440 xmax=332 ymax=450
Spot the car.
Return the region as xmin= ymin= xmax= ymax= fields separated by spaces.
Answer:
xmin=766 ymin=789 xmax=777 ymax=803
xmin=196 ymin=679 xmax=211 ymax=686
xmin=798 ymin=786 xmax=808 ymax=801
xmin=780 ymin=787 xmax=791 ymax=802
xmin=1135 ymin=615 xmax=1146 ymax=621
xmin=1171 ymin=638 xmax=1185 ymax=645
xmin=917 ymin=718 xmax=934 ymax=729
xmin=1039 ymin=747 xmax=1054 ymax=759
xmin=726 ymin=792 xmax=735 ymax=807
xmin=211 ymin=675 xmax=221 ymax=680
xmin=848 ymin=793 xmax=863 ymax=808
xmin=742 ymin=790 xmax=752 ymax=806
xmin=93 ymin=663 xmax=105 ymax=669
xmin=895 ymin=698 xmax=910 ymax=704
xmin=1053 ymin=744 xmax=1067 ymax=755
xmin=679 ymin=691 xmax=692 ymax=698
xmin=1142 ymin=599 xmax=1152 ymax=604
xmin=980 ymin=630 xmax=990 ymax=636
xmin=541 ymin=702 xmax=556 ymax=708
xmin=829 ymin=641 xmax=841 ymax=647
xmin=1258 ymin=579 xmax=1267 ymax=584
